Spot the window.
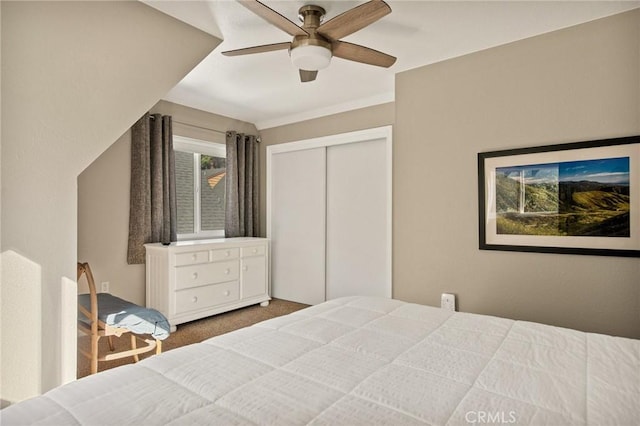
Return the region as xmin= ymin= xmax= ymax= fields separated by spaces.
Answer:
xmin=174 ymin=135 xmax=226 ymax=240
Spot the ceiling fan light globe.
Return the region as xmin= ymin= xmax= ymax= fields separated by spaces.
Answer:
xmin=290 ymin=45 xmax=332 ymax=71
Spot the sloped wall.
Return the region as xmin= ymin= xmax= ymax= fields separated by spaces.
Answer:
xmin=1 ymin=1 xmax=219 ymax=403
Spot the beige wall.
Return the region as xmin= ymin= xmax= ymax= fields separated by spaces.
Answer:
xmin=1 ymin=1 xmax=219 ymax=403
xmin=394 ymin=9 xmax=640 ymax=338
xmin=78 ymin=101 xmax=257 ymax=306
xmin=258 ymin=102 xmax=395 ymax=234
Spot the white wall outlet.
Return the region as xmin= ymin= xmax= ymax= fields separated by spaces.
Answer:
xmin=441 ymin=293 xmax=456 ymax=311
xmin=101 ymin=282 xmax=109 ymax=293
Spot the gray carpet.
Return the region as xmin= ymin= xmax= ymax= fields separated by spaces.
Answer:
xmin=77 ymin=298 xmax=308 ymax=378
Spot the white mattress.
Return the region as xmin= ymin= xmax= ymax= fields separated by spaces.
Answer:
xmin=2 ymin=296 xmax=638 ymax=425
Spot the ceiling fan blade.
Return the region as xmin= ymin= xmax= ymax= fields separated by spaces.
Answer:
xmin=332 ymin=41 xmax=396 ymax=68
xmin=317 ymin=0 xmax=391 ymax=41
xmin=299 ymin=69 xmax=318 ymax=83
xmin=238 ymin=0 xmax=308 ymax=37
xmin=222 ymin=42 xmax=291 ymax=57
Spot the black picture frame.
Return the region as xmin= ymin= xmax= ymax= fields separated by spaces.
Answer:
xmin=478 ymin=135 xmax=640 ymax=257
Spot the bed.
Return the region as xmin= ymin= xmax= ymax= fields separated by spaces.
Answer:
xmin=2 ymin=296 xmax=638 ymax=425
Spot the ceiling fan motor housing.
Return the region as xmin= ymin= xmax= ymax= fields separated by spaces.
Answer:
xmin=298 ymin=5 xmax=325 ymax=25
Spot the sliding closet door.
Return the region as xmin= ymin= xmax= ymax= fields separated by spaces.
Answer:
xmin=325 ymin=138 xmax=390 ymax=300
xmin=269 ymin=148 xmax=326 ymax=305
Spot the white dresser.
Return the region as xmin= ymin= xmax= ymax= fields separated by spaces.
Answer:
xmin=145 ymin=238 xmax=270 ymax=330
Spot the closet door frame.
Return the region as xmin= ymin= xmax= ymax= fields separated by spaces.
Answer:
xmin=266 ymin=125 xmax=393 ymax=299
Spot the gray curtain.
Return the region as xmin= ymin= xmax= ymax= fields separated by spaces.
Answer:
xmin=127 ymin=113 xmax=177 ymax=264
xmin=225 ymin=131 xmax=259 ymax=237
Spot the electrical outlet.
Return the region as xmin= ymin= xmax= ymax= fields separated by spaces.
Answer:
xmin=441 ymin=293 xmax=456 ymax=311
xmin=101 ymin=282 xmax=109 ymax=293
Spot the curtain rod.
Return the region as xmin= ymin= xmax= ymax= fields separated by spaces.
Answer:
xmin=148 ymin=115 xmax=224 ymax=134
xmin=174 ymin=120 xmax=227 ymax=135
xmin=149 ymin=115 xmax=260 ymax=142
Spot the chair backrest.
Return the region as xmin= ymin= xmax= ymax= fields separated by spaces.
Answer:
xmin=77 ymin=262 xmax=99 ymax=334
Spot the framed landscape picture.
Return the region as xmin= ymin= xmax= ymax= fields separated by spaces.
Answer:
xmin=478 ymin=135 xmax=640 ymax=257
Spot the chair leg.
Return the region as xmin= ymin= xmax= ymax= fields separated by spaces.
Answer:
xmin=91 ymin=334 xmax=99 ymax=375
xmin=156 ymin=339 xmax=162 ymax=355
xmin=108 ymin=336 xmax=115 ymax=352
xmin=130 ymin=334 xmax=139 ymax=362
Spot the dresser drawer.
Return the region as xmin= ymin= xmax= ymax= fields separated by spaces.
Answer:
xmin=174 ymin=250 xmax=209 ymax=266
xmin=241 ymin=245 xmax=266 ymax=257
xmin=211 ymin=247 xmax=240 ymax=262
xmin=175 ymin=260 xmax=239 ymax=290
xmin=174 ymin=281 xmax=239 ymax=315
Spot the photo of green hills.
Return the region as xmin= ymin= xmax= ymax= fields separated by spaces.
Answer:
xmin=495 ymin=157 xmax=630 ymax=237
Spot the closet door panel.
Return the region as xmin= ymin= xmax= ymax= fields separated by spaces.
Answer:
xmin=270 ymin=148 xmax=326 ymax=305
xmin=326 ymin=138 xmax=390 ymax=300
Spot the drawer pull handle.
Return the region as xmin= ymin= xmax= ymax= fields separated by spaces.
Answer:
xmin=192 ymin=272 xmax=198 ymax=280
xmin=223 ymin=290 xmax=230 ymax=296
xmin=242 ymin=266 xmax=248 ymax=271
xmin=224 ymin=268 xmax=230 ymax=275
xmin=192 ymin=296 xmax=198 ymax=303
xmin=225 ymin=250 xmax=230 ymax=257
xmin=252 ymin=248 xmax=258 ymax=254
xmin=191 ymin=254 xmax=197 ymax=261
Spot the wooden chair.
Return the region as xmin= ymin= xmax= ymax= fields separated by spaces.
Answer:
xmin=77 ymin=262 xmax=164 ymax=375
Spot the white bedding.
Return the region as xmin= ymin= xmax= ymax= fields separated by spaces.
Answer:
xmin=2 ymin=296 xmax=638 ymax=425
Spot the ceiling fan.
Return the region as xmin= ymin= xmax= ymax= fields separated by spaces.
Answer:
xmin=222 ymin=0 xmax=397 ymax=83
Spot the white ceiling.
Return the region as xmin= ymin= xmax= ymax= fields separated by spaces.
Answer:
xmin=144 ymin=1 xmax=639 ymax=130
